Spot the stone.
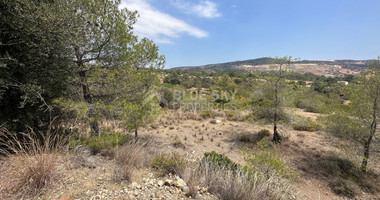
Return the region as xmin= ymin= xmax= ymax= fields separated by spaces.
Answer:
xmin=131 ymin=182 xmax=141 ymax=189
xmin=175 ymin=177 xmax=187 ymax=189
xmin=157 ymin=180 xmax=164 ymax=187
xmin=199 ymin=187 xmax=207 ymax=194
xmin=164 ymin=179 xmax=173 ymax=186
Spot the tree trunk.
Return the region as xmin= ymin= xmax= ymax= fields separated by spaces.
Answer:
xmin=89 ymin=106 xmax=99 ymax=137
xmin=273 ymin=116 xmax=281 ymax=143
xmin=360 ymin=139 xmax=371 ymax=172
xmin=79 ymin=69 xmax=99 ymax=136
xmin=272 ymin=64 xmax=282 ymax=144
xmin=361 ymin=87 xmax=378 ymax=172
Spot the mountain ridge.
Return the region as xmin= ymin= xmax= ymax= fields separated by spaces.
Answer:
xmin=172 ymin=57 xmax=372 ymax=77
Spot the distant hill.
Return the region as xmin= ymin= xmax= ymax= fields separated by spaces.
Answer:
xmin=172 ymin=57 xmax=372 ymax=77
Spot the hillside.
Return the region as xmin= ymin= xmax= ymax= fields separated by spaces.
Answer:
xmin=173 ymin=57 xmax=371 ymax=77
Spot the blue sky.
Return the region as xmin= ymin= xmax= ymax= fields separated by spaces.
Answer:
xmin=121 ymin=0 xmax=380 ymax=68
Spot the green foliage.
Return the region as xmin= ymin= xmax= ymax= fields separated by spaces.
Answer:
xmin=250 ymin=82 xmax=291 ymax=124
xmin=172 ymin=139 xmax=185 ymax=148
xmin=292 ymin=117 xmax=319 ymax=132
xmin=158 ymin=87 xmax=174 ymax=108
xmin=258 ymin=129 xmax=271 ymax=138
xmin=320 ymin=156 xmax=358 ymax=179
xmin=243 ymin=138 xmax=297 ymax=180
xmin=202 ymin=151 xmax=241 ymax=171
xmin=200 ymin=110 xmax=216 ymax=119
xmin=151 ymin=152 xmax=187 ymax=175
xmin=0 ymin=0 xmax=165 ymax=135
xmin=295 ymin=88 xmax=341 ymax=113
xmin=239 ymin=135 xmax=250 ymax=142
xmin=225 ymin=111 xmax=242 ymax=121
xmin=319 ymin=112 xmax=367 ymax=142
xmin=329 ymin=178 xmax=359 ymax=198
xmin=0 ymin=0 xmax=75 ymax=132
xmin=69 ymin=131 xmax=129 ymax=154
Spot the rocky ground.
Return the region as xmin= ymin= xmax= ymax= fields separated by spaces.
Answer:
xmin=38 ymin=154 xmax=217 ymax=200
xmin=3 ymin=108 xmax=379 ymax=200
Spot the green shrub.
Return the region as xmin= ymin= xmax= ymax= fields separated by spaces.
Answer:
xmin=202 ymin=151 xmax=241 ymax=171
xmin=258 ymin=129 xmax=271 ymax=138
xmin=292 ymin=118 xmax=319 ymax=132
xmin=320 ymin=156 xmax=358 ymax=178
xmin=151 ymin=152 xmax=187 ymax=175
xmin=200 ymin=110 xmax=216 ymax=119
xmin=329 ymin=178 xmax=359 ymax=198
xmin=239 ymin=135 xmax=250 ymax=142
xmin=295 ymin=90 xmax=327 ymax=113
xmin=69 ymin=131 xmax=129 ymax=154
xmin=251 ymin=107 xmax=289 ymax=124
xmin=226 ymin=111 xmax=241 ymax=121
xmin=243 ymin=138 xmax=297 ymax=180
xmin=158 ymin=87 xmax=174 ymax=108
xmin=243 ymin=113 xmax=258 ymax=121
xmin=172 ymin=139 xmax=185 ymax=148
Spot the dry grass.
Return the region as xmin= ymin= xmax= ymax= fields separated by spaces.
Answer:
xmin=0 ymin=127 xmax=64 ymax=198
xmin=112 ymin=140 xmax=152 ymax=182
xmin=0 ymin=153 xmax=60 ymax=197
xmin=180 ymin=161 xmax=293 ymax=200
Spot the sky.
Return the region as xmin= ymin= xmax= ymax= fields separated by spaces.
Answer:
xmin=120 ymin=0 xmax=380 ymax=68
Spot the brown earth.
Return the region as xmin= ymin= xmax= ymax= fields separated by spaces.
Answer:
xmin=6 ymin=108 xmax=379 ymax=200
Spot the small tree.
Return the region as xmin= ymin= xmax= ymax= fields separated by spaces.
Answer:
xmin=53 ymin=0 xmax=165 ymax=136
xmin=270 ymin=56 xmax=292 ymax=143
xmin=68 ymin=0 xmax=139 ymax=136
xmin=321 ymin=58 xmax=380 ymax=172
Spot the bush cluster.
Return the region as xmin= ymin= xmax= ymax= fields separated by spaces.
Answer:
xmin=151 ymin=152 xmax=187 ymax=175
xmin=69 ymin=131 xmax=129 ymax=154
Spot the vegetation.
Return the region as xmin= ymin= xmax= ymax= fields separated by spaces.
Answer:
xmin=172 ymin=139 xmax=185 ymax=148
xmin=0 ymin=127 xmax=64 ymax=198
xmin=321 ymin=59 xmax=380 ymax=172
xmin=151 ymin=152 xmax=187 ymax=176
xmin=1 ymin=0 xmax=379 ymax=198
xmin=1 ymin=0 xmax=164 ymax=138
xmin=243 ymin=138 xmax=298 ymax=180
xmin=292 ymin=117 xmax=319 ymax=132
xmin=202 ymin=151 xmax=240 ymax=171
xmin=69 ymin=131 xmax=129 ymax=154
xmin=329 ymin=178 xmax=359 ymax=198
xmin=113 ymin=141 xmax=151 ymax=182
xmin=268 ymin=56 xmax=293 ymax=143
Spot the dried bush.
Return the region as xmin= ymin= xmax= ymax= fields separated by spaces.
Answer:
xmin=180 ymin=161 xmax=293 ymax=200
xmin=112 ymin=141 xmax=152 ymax=182
xmin=0 ymin=127 xmax=64 ymax=198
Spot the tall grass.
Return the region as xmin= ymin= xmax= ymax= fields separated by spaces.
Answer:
xmin=0 ymin=126 xmax=64 ymax=198
xmin=180 ymin=161 xmax=293 ymax=200
xmin=113 ymin=140 xmax=153 ymax=182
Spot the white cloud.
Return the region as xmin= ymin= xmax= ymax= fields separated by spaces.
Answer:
xmin=121 ymin=0 xmax=208 ymax=44
xmin=171 ymin=0 xmax=221 ymax=18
